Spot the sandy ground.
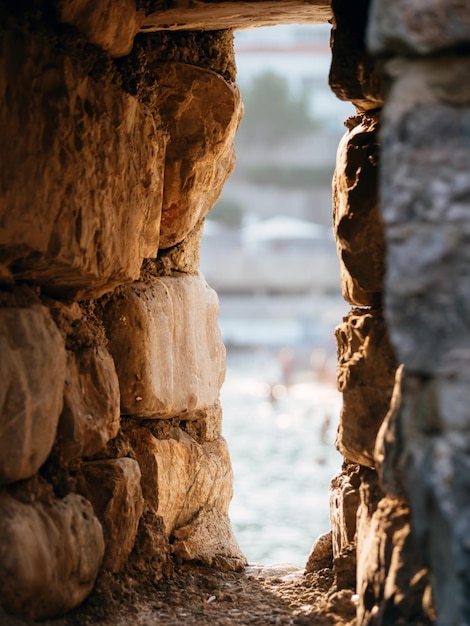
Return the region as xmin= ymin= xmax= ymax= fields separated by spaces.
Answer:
xmin=1 ymin=563 xmax=356 ymax=626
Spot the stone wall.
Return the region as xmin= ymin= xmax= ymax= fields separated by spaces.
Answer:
xmin=323 ymin=1 xmax=470 ymax=625
xmin=0 ymin=4 xmax=246 ymax=620
xmin=368 ymin=2 xmax=470 ymax=625
xmin=1 ymin=0 xmax=468 ymax=624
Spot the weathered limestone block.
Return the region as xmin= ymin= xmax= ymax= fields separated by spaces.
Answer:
xmin=104 ymin=274 xmax=226 ymax=419
xmin=336 ymin=309 xmax=397 ymax=467
xmin=380 ymin=89 xmax=470 ymax=373
xmin=124 ymin=423 xmax=233 ymax=536
xmin=329 ymin=465 xmax=360 ymax=588
xmin=375 ymin=366 xmax=470 ymax=626
xmin=368 ymin=0 xmax=470 ymax=55
xmin=155 ymin=62 xmax=243 ymax=249
xmin=57 ymin=346 xmax=120 ymax=463
xmin=333 ymin=114 xmax=384 ymax=307
xmin=76 ymin=458 xmax=144 ymax=573
xmin=0 ymin=24 xmax=164 ymax=298
xmin=0 ymin=492 xmax=104 ymax=620
xmin=329 ymin=0 xmax=384 ymax=111
xmin=356 ymin=471 xmax=433 ymax=626
xmin=173 ymin=508 xmax=247 ymax=571
xmin=0 ymin=305 xmax=66 ymax=485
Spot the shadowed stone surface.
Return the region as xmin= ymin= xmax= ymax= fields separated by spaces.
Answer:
xmin=330 ymin=0 xmax=384 ymax=112
xmin=104 ymin=274 xmax=226 ymax=419
xmin=375 ymin=365 xmax=470 ymax=626
xmin=356 ymin=471 xmax=433 ymax=626
xmin=381 ymin=79 xmax=470 ymax=375
xmin=368 ymin=0 xmax=470 ymax=55
xmin=0 ymin=305 xmax=66 ymax=485
xmin=335 ymin=308 xmax=397 ymax=467
xmin=57 ymin=346 xmax=121 ymax=463
xmin=0 ymin=492 xmax=104 ymax=620
xmin=333 ymin=113 xmax=384 ymax=307
xmin=329 ymin=465 xmax=360 ymax=589
xmin=56 ymin=0 xmax=332 ymax=57
xmin=76 ymin=458 xmax=144 ymax=573
xmin=0 ymin=23 xmax=164 ymax=299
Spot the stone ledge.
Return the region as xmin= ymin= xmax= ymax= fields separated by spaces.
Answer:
xmin=56 ymin=0 xmax=331 ymax=57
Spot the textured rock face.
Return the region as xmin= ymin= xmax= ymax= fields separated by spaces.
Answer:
xmin=8 ymin=0 xmax=467 ymax=621
xmin=329 ymin=465 xmax=360 ymax=589
xmin=58 ymin=346 xmax=121 ymax=462
xmin=366 ymin=3 xmax=470 ymax=624
xmin=0 ymin=304 xmax=66 ymax=485
xmin=356 ymin=472 xmax=433 ymax=626
xmin=156 ymin=63 xmax=243 ymax=249
xmin=381 ymin=87 xmax=470 ymax=375
xmin=125 ymin=424 xmax=233 ymax=535
xmin=368 ymin=0 xmax=470 ymax=54
xmin=0 ymin=7 xmax=244 ymax=619
xmin=0 ymin=492 xmax=104 ymax=620
xmin=56 ymin=0 xmax=332 ymax=57
xmin=104 ymin=274 xmax=226 ymax=419
xmin=329 ymin=0 xmax=384 ymax=112
xmin=335 ymin=309 xmax=397 ymax=467
xmin=172 ymin=508 xmax=247 ymax=571
xmin=76 ymin=458 xmax=144 ymax=573
xmin=333 ymin=113 xmax=384 ymax=307
xmin=0 ymin=23 xmax=164 ymax=299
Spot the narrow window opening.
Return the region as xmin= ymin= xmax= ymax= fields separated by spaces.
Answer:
xmin=201 ymin=24 xmax=352 ymax=566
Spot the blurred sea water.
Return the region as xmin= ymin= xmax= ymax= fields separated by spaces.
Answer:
xmin=221 ymin=349 xmax=343 ymax=567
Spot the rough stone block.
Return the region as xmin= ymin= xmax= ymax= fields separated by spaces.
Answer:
xmin=329 ymin=465 xmax=360 ymax=560
xmin=57 ymin=346 xmax=120 ymax=463
xmin=305 ymin=531 xmax=333 ymax=573
xmin=57 ymin=0 xmax=333 ymax=54
xmin=335 ymin=308 xmax=397 ymax=467
xmin=356 ymin=471 xmax=433 ymax=625
xmin=172 ymin=508 xmax=247 ymax=571
xmin=0 ymin=305 xmax=66 ymax=485
xmin=104 ymin=274 xmax=226 ymax=419
xmin=76 ymin=458 xmax=144 ymax=573
xmin=56 ymin=0 xmax=141 ymax=57
xmin=333 ymin=114 xmax=384 ymax=306
xmin=328 ymin=465 xmax=360 ymax=588
xmin=380 ymin=101 xmax=470 ymax=373
xmin=0 ymin=492 xmax=104 ymax=620
xmin=155 ymin=62 xmax=243 ymax=249
xmin=181 ymin=403 xmax=224 ymax=443
xmin=124 ymin=423 xmax=233 ymax=536
xmin=376 ymin=367 xmax=470 ymax=623
xmin=0 ymin=25 xmax=164 ymax=298
xmin=330 ymin=0 xmax=384 ymax=111
xmin=368 ymin=0 xmax=470 ymax=55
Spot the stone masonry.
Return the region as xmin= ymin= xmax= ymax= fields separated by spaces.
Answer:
xmin=1 ymin=1 xmax=469 ymax=624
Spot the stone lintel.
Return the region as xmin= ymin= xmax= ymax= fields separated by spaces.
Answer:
xmin=140 ymin=1 xmax=332 ymax=32
xmin=56 ymin=0 xmax=331 ymax=57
